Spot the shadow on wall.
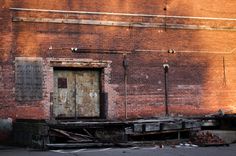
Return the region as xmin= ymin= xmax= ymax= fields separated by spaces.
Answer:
xmin=118 ymin=1 xmax=236 ymax=118
xmin=9 ymin=0 xmax=236 ymax=119
xmin=166 ymin=0 xmax=236 ymax=115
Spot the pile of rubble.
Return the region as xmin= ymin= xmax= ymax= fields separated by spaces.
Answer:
xmin=190 ymin=131 xmax=227 ymax=146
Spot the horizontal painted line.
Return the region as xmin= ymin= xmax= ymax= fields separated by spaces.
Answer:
xmin=99 ymin=148 xmax=112 ymax=151
xmin=136 ymin=48 xmax=236 ymax=54
xmin=10 ymin=7 xmax=236 ymax=21
xmin=12 ymin=17 xmax=236 ymax=31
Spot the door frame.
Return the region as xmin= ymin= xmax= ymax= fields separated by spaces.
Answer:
xmin=49 ymin=59 xmax=112 ymax=120
xmin=53 ymin=67 xmax=102 ymax=119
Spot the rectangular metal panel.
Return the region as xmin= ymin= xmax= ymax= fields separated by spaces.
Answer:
xmin=53 ymin=69 xmax=100 ymax=118
xmin=134 ymin=124 xmax=143 ymax=132
xmin=75 ymin=70 xmax=100 ymax=117
xmin=183 ymin=121 xmax=201 ymax=129
xmin=15 ymin=57 xmax=43 ymax=101
xmin=58 ymin=78 xmax=67 ymax=88
xmin=161 ymin=122 xmax=182 ymax=131
xmin=53 ymin=70 xmax=76 ymax=118
xmin=144 ymin=123 xmax=160 ymax=132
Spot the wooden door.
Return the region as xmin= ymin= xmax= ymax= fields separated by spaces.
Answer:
xmin=53 ymin=69 xmax=100 ymax=118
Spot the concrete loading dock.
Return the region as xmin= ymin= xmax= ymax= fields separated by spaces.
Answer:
xmin=13 ymin=117 xmax=201 ymax=149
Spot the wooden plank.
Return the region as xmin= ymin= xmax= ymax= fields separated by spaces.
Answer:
xmin=51 ymin=128 xmax=94 ymax=140
xmin=51 ymin=129 xmax=81 ymax=142
xmin=12 ymin=17 xmax=236 ymax=31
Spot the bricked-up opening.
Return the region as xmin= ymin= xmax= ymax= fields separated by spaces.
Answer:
xmin=49 ymin=59 xmax=112 ymax=120
xmin=15 ymin=57 xmax=43 ymax=101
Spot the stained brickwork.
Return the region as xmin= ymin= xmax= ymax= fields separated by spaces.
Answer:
xmin=0 ymin=0 xmax=236 ymax=121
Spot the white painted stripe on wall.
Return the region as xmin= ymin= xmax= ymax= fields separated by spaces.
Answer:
xmin=12 ymin=17 xmax=236 ymax=31
xmin=10 ymin=7 xmax=236 ymax=21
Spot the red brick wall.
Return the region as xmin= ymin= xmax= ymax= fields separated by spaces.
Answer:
xmin=0 ymin=0 xmax=236 ymax=120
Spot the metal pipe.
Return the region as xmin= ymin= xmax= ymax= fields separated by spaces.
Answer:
xmin=223 ymin=56 xmax=227 ymax=86
xmin=48 ymin=47 xmax=131 ymax=54
xmin=123 ymin=55 xmax=128 ymax=119
xmin=135 ymin=49 xmax=236 ymax=54
xmin=164 ymin=0 xmax=168 ymax=31
xmin=49 ymin=47 xmax=236 ymax=54
xmin=74 ymin=74 xmax=77 ymax=120
xmin=49 ymin=92 xmax=54 ymax=120
xmin=163 ymin=64 xmax=169 ymax=116
xmin=50 ymin=47 xmax=236 ymax=54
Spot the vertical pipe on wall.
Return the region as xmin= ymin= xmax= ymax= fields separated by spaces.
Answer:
xmin=50 ymin=92 xmax=54 ymax=120
xmin=74 ymin=73 xmax=77 ymax=120
xmin=163 ymin=64 xmax=169 ymax=116
xmin=223 ymin=56 xmax=227 ymax=86
xmin=164 ymin=0 xmax=168 ymax=31
xmin=123 ymin=54 xmax=128 ymax=119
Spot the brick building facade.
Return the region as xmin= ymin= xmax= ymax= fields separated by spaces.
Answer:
xmin=0 ymin=0 xmax=236 ymax=124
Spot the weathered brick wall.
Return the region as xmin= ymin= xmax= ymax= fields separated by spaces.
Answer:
xmin=0 ymin=0 xmax=236 ymax=120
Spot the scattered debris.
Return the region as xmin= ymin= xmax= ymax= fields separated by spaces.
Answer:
xmin=50 ymin=128 xmax=96 ymax=143
xmin=13 ymin=118 xmax=203 ymax=149
xmin=175 ymin=142 xmax=198 ymax=148
xmin=190 ymin=131 xmax=228 ymax=146
xmin=159 ymin=144 xmax=164 ymax=148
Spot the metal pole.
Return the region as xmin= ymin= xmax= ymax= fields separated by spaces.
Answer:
xmin=74 ymin=73 xmax=77 ymax=120
xmin=124 ymin=72 xmax=128 ymax=119
xmin=223 ymin=56 xmax=227 ymax=86
xmin=123 ymin=55 xmax=128 ymax=119
xmin=163 ymin=64 xmax=169 ymax=116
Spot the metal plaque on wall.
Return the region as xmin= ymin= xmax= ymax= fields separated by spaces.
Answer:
xmin=15 ymin=57 xmax=43 ymax=101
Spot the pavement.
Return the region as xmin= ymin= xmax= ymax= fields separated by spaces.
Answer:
xmin=0 ymin=144 xmax=236 ymax=156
